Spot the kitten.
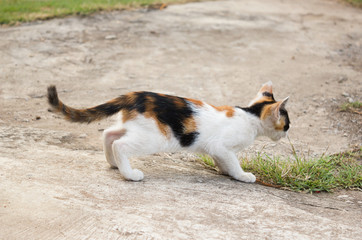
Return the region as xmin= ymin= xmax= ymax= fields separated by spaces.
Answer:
xmin=47 ymin=81 xmax=289 ymax=183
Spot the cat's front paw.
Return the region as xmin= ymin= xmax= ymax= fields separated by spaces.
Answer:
xmin=236 ymin=172 xmax=256 ymax=183
xmin=127 ymin=169 xmax=144 ymax=181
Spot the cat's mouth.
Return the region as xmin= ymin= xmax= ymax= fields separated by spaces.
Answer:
xmin=271 ymin=131 xmax=288 ymax=141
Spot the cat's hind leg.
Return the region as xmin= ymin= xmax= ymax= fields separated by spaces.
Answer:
xmin=112 ymin=138 xmax=145 ymax=181
xmin=110 ymin=116 xmax=172 ymax=181
xmin=211 ymin=148 xmax=256 ymax=183
xmin=102 ymin=127 xmax=126 ymax=169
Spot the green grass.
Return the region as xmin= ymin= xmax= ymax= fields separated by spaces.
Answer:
xmin=0 ymin=0 xmax=180 ymax=25
xmin=345 ymin=0 xmax=362 ymax=7
xmin=1 ymin=0 xmax=361 ymax=25
xmin=198 ymin=154 xmax=216 ymax=169
xmin=340 ymin=101 xmax=362 ymax=114
xmin=199 ymin=148 xmax=362 ymax=193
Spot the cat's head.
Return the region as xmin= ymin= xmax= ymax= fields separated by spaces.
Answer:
xmin=247 ymin=81 xmax=290 ymax=141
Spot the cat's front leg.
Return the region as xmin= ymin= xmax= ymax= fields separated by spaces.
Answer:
xmin=211 ymin=148 xmax=256 ymax=183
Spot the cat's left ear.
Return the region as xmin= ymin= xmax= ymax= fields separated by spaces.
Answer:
xmin=259 ymin=81 xmax=273 ymax=94
xmin=273 ymin=96 xmax=289 ymax=119
xmin=248 ymin=81 xmax=274 ymax=106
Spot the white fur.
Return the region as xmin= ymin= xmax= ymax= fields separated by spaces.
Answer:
xmin=102 ymin=102 xmax=279 ymax=183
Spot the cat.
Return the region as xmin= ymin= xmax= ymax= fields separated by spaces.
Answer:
xmin=47 ymin=81 xmax=289 ymax=183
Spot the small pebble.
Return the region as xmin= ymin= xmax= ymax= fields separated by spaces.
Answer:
xmin=79 ymin=133 xmax=87 ymax=138
xmin=105 ymin=35 xmax=117 ymax=40
xmin=337 ymin=195 xmax=349 ymax=198
xmin=342 ymin=92 xmax=349 ymax=97
xmin=338 ymin=76 xmax=348 ymax=83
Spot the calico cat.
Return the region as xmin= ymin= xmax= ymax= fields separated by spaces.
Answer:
xmin=47 ymin=81 xmax=289 ymax=183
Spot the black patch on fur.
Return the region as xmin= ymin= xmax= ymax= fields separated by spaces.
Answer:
xmin=61 ymin=104 xmax=67 ymax=114
xmin=180 ymin=132 xmax=199 ymax=146
xmin=47 ymin=87 xmax=200 ymax=143
xmin=237 ymin=101 xmax=275 ymax=117
xmin=262 ymin=91 xmax=275 ymax=101
xmin=238 ymin=101 xmax=290 ymax=132
xmin=126 ymin=92 xmax=199 ymax=147
xmin=47 ymin=85 xmax=59 ymax=107
xmin=280 ymin=108 xmax=290 ymax=131
xmin=93 ymin=99 xmax=125 ymax=116
xmin=133 ymin=94 xmax=147 ymax=113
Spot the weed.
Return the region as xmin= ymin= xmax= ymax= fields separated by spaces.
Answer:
xmin=198 ymin=148 xmax=361 ymax=193
xmin=241 ymin=152 xmax=361 ymax=193
xmin=198 ymin=154 xmax=216 ymax=170
xmin=0 ymin=0 xmax=194 ymax=25
xmin=345 ymin=0 xmax=362 ymax=8
xmin=340 ymin=101 xmax=362 ymax=114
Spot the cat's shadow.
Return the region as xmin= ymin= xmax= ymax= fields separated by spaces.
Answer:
xmin=105 ymin=165 xmax=254 ymax=185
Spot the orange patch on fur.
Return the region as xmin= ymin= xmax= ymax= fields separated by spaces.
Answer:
xmin=57 ymin=101 xmax=66 ymax=114
xmin=260 ymin=104 xmax=286 ymax=131
xmin=186 ymin=98 xmax=203 ymax=107
xmin=274 ymin=117 xmax=286 ymax=131
xmin=60 ymin=102 xmax=78 ymax=121
xmin=124 ymin=92 xmax=138 ymax=105
xmin=157 ymin=94 xmax=187 ymax=108
xmin=156 ymin=121 xmax=169 ymax=137
xmin=144 ymin=111 xmax=170 ymax=137
xmin=260 ymin=85 xmax=273 ymax=94
xmin=107 ymin=98 xmax=120 ymax=105
xmin=253 ymin=96 xmax=274 ymax=106
xmin=122 ymin=110 xmax=138 ymax=122
xmin=260 ymin=104 xmax=272 ymax=120
xmin=212 ymin=105 xmax=235 ymax=117
xmin=173 ymin=97 xmax=187 ymax=108
xmin=183 ymin=117 xmax=197 ymax=134
xmin=143 ymin=95 xmax=170 ymax=137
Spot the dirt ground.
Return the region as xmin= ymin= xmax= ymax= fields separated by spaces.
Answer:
xmin=0 ymin=0 xmax=361 ymax=239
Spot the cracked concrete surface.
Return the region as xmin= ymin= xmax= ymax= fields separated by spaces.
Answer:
xmin=0 ymin=0 xmax=361 ymax=239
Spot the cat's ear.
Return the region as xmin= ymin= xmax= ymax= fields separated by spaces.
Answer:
xmin=248 ymin=81 xmax=274 ymax=107
xmin=280 ymin=96 xmax=289 ymax=109
xmin=272 ymin=96 xmax=289 ymax=120
xmin=259 ymin=81 xmax=273 ymax=94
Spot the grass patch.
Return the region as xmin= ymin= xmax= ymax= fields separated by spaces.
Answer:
xmin=340 ymin=101 xmax=362 ymax=114
xmin=198 ymin=154 xmax=216 ymax=169
xmin=198 ymin=148 xmax=362 ymax=193
xmin=344 ymin=0 xmax=362 ymax=7
xmin=0 ymin=0 xmax=186 ymax=25
xmin=241 ymin=150 xmax=361 ymax=193
xmin=1 ymin=0 xmax=361 ymax=25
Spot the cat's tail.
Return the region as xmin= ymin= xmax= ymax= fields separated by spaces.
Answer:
xmin=47 ymin=85 xmax=124 ymax=123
